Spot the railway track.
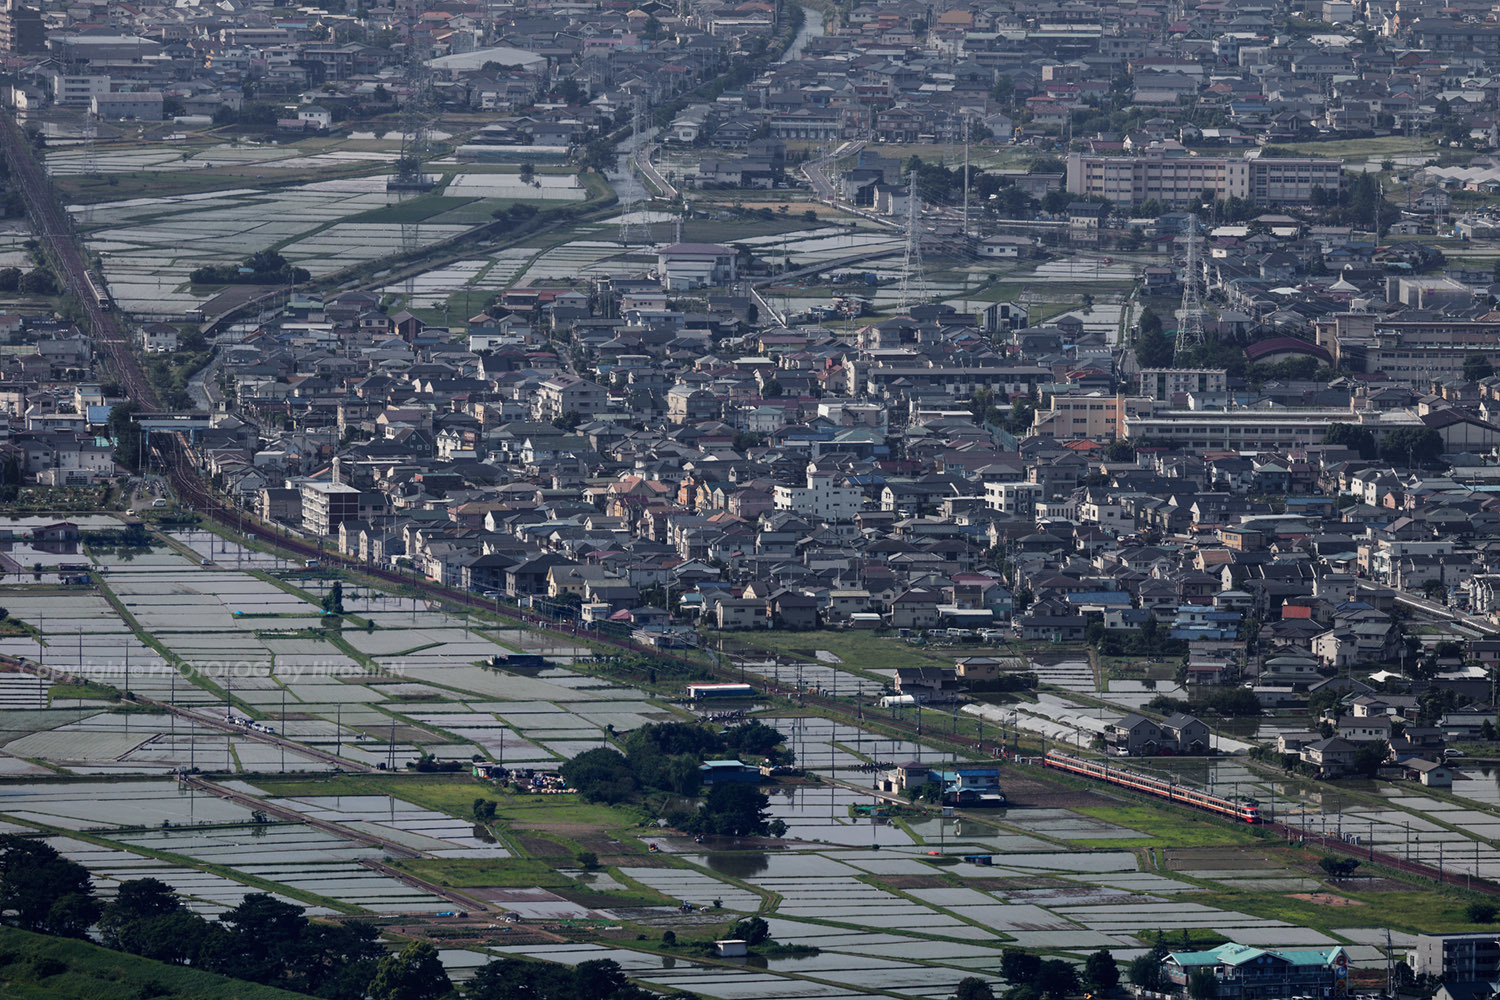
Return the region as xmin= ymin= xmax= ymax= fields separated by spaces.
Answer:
xmin=0 ymin=114 xmax=160 ymax=410
xmin=0 ymin=108 xmax=997 ymax=765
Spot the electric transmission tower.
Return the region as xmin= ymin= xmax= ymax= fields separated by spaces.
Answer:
xmin=897 ymin=170 xmax=927 ymax=312
xmin=1174 ymin=213 xmax=1205 ymax=361
xmin=80 ymin=113 xmax=97 ymax=228
xmin=618 ymin=95 xmax=644 ymax=246
xmin=389 ymin=35 xmax=434 ymax=191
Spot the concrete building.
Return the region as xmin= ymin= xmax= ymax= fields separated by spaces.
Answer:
xmin=773 ymin=464 xmax=863 ymax=521
xmin=1139 ymin=368 xmax=1228 ymax=401
xmin=49 ymin=73 xmax=109 ymax=106
xmin=0 ymin=1 xmax=44 ymax=56
xmin=984 ymin=481 xmax=1044 ymax=517
xmin=92 ymin=91 xmax=164 ymax=121
xmin=531 ymin=374 xmax=607 ymax=423
xmin=656 ymin=243 xmax=737 ymax=289
xmin=1315 ymin=314 xmax=1500 ymax=387
xmin=1411 ymin=933 xmax=1500 ymax=982
xmin=1122 ymin=407 xmax=1364 ymax=451
xmin=1066 ymin=152 xmax=1343 ymax=207
xmin=301 ymin=480 xmax=361 ymax=536
xmin=1030 ymin=393 xmax=1137 ymax=441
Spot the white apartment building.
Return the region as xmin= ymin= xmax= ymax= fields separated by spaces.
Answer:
xmin=1066 ymin=152 xmax=1342 ymax=207
xmin=773 ymin=465 xmax=863 ymax=521
xmin=984 ymin=481 xmax=1044 ymax=517
xmin=50 ymin=73 xmax=108 ymax=106
xmin=301 ymin=481 xmax=360 ymax=536
xmin=1138 ymin=368 xmax=1227 ymax=401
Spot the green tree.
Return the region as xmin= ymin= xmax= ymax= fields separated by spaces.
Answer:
xmin=1317 ymin=857 xmax=1360 ymax=879
xmin=732 ymin=916 xmax=771 ymax=945
xmin=1128 ymin=954 xmax=1164 ymax=991
xmin=575 ymin=959 xmax=629 ymax=999
xmin=1464 ymin=353 xmax=1495 ymax=382
xmin=723 ymin=720 xmax=787 ymax=758
xmin=954 ymin=978 xmax=997 ymax=1000
xmin=1105 ymin=440 xmax=1135 ymax=462
xmin=1380 ymin=426 xmax=1444 ymax=468
xmin=694 ymin=781 xmax=772 ymax=837
xmin=0 ymin=835 xmax=100 ymax=937
xmin=369 ymin=941 xmax=452 ymax=1000
xmin=1135 ymin=325 xmax=1175 ymax=368
xmin=18 ymin=268 xmax=56 ymax=295
xmin=1350 ymin=741 xmax=1389 ymax=777
xmin=1001 ymin=950 xmax=1042 ymax=985
xmin=1467 ymin=901 xmax=1498 ymax=923
xmin=1322 ymin=423 xmax=1377 ymax=460
xmin=103 ymin=877 xmax=183 ymax=928
xmin=1187 ymin=968 xmax=1219 ymax=1000
xmin=1085 ymin=948 xmax=1120 ymax=993
xmin=559 ymin=747 xmax=638 ymax=803
xmin=1036 ymin=960 xmax=1077 ymax=1000
xmin=576 ymin=850 xmax=599 ymax=870
xmin=322 ymin=580 xmax=345 ymax=615
xmin=207 ymin=893 xmax=309 ymax=985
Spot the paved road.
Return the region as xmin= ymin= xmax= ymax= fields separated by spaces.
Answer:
xmin=637 ymin=142 xmax=678 ymax=201
xmin=802 ymin=140 xmax=863 ymax=204
xmin=1391 ymin=587 xmax=1498 ymax=635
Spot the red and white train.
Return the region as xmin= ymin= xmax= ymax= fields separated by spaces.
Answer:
xmin=1043 ymin=749 xmax=1261 ymax=824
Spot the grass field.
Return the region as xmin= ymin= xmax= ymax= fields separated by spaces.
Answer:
xmin=250 ymin=773 xmax=649 ymax=833
xmin=346 ymin=195 xmax=477 ymax=225
xmin=703 ymin=628 xmax=956 ymax=675
xmin=1076 ymin=804 xmax=1268 ymax=848
xmin=0 ymin=926 xmax=314 ymax=1000
xmin=1223 ymin=887 xmax=1492 ymax=937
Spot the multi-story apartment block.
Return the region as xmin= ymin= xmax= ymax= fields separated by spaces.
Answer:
xmin=1138 ymin=368 xmax=1228 ymax=401
xmin=1066 ymin=151 xmax=1343 ymax=207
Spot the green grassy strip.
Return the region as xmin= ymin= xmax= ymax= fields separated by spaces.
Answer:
xmin=0 ymin=925 xmax=318 ymax=1000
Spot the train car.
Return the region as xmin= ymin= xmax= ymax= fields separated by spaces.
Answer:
xmin=1044 ymin=750 xmax=1259 ymax=823
xmin=83 ymin=271 xmax=110 ymax=309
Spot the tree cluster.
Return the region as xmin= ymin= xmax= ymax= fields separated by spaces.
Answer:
xmin=996 ymin=948 xmax=1095 ymax=1000
xmin=1146 ymin=686 xmax=1261 ymax=718
xmin=1 ymin=836 xmax=682 ymax=1000
xmin=1088 ymin=617 xmax=1188 ymax=660
xmin=0 ymin=837 xmax=392 ymax=999
xmin=190 ymin=249 xmax=311 ymax=286
xmin=468 ymin=957 xmax=654 ymax=1000
xmin=0 ymin=267 xmax=58 ymax=295
xmin=560 ymin=721 xmax=790 ymax=819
